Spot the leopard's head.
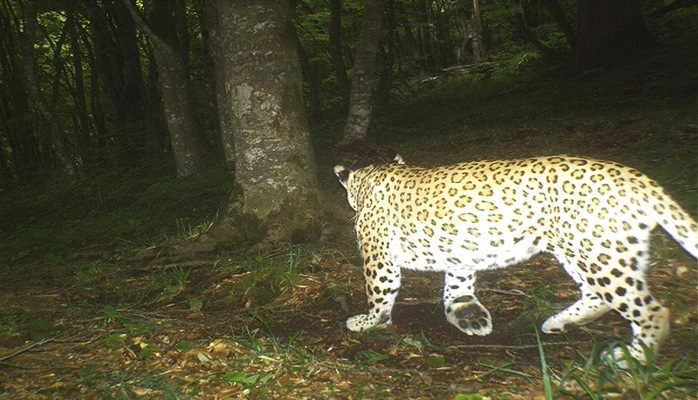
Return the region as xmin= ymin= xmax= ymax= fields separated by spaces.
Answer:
xmin=334 ymin=165 xmax=358 ymax=210
xmin=335 ymin=138 xmax=404 ymax=170
xmin=334 ymin=153 xmax=403 ymax=211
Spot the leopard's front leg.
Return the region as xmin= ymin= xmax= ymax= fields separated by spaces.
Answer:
xmin=443 ymin=270 xmax=492 ymax=335
xmin=347 ymin=259 xmax=402 ymax=332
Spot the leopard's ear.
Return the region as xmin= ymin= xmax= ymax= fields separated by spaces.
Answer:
xmin=334 ymin=165 xmax=351 ymax=187
xmin=393 ymin=154 xmax=405 ymax=164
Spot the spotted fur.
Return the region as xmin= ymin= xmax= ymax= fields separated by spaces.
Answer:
xmin=335 ymin=155 xmax=698 ymax=365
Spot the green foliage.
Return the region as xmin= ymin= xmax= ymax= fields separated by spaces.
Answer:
xmin=188 ymin=297 xmax=203 ymax=313
xmin=105 ymin=333 xmax=126 ymax=349
xmin=150 ymin=266 xmax=190 ymax=302
xmin=20 ymin=311 xmax=54 ymax=339
xmin=221 ymin=371 xmax=274 ymax=391
xmin=356 ymin=349 xmax=390 ymax=365
xmin=454 ymin=395 xmax=489 ymax=400
xmin=174 ymin=340 xmax=194 ymax=352
xmin=426 ymin=354 xmax=446 ymax=367
xmin=535 ymin=328 xmax=554 ymax=400
xmin=478 ymin=360 xmax=534 ymax=380
xmin=522 ymin=282 xmax=557 ymax=320
xmin=217 ymin=245 xmax=307 ymax=308
xmin=547 ymin=340 xmax=698 ymax=399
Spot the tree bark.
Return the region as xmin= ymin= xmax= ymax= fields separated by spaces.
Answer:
xmin=204 ymin=0 xmax=235 ymax=163
xmin=341 ymin=0 xmax=385 ymax=142
xmin=22 ymin=0 xmax=78 ymax=177
xmin=206 ymin=0 xmax=323 ymax=246
xmin=122 ymin=0 xmax=210 ymax=177
xmin=574 ymin=0 xmax=655 ymax=72
xmin=471 ymin=0 xmax=487 ymax=63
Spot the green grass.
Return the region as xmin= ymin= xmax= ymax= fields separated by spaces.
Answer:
xmin=0 ymin=161 xmax=232 ymax=265
xmin=539 ymin=339 xmax=698 ymax=399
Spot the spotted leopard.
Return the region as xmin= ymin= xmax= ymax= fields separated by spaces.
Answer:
xmin=334 ymin=155 xmax=697 ymax=365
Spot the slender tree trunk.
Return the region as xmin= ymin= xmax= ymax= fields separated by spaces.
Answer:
xmin=203 ymin=0 xmax=235 ymax=163
xmin=471 ymin=0 xmax=487 ymax=63
xmin=342 ymin=0 xmax=385 ymax=142
xmin=574 ymin=0 xmax=654 ymax=71
xmin=206 ymin=0 xmax=323 ymax=246
xmin=329 ymin=0 xmax=350 ymax=105
xmin=296 ymin=37 xmax=322 ymax=122
xmin=68 ymin=9 xmax=93 ymax=162
xmin=377 ymin=0 xmax=395 ymax=102
xmin=22 ymin=0 xmax=78 ymax=177
xmin=415 ymin=0 xmax=434 ymax=72
xmin=122 ymin=0 xmax=210 ymax=177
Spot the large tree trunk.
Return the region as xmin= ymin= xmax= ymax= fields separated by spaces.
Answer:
xmin=206 ymin=0 xmax=323 ymax=247
xmin=123 ymin=0 xmax=210 ymax=177
xmin=341 ymin=0 xmax=385 ymax=142
xmin=574 ymin=0 xmax=654 ymax=72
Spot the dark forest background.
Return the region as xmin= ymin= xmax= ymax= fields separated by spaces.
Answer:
xmin=1 ymin=0 xmax=692 ymax=184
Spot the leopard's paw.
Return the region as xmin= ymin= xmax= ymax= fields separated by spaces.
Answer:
xmin=446 ymin=295 xmax=492 ymax=336
xmin=541 ymin=315 xmax=568 ymax=334
xmin=600 ymin=343 xmax=650 ymax=369
xmin=346 ymin=313 xmax=391 ymax=332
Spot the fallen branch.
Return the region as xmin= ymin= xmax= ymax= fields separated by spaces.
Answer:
xmin=0 ymin=337 xmax=56 ymax=363
xmin=0 ymin=333 xmax=98 ymax=367
xmin=449 ymin=340 xmax=580 ymax=350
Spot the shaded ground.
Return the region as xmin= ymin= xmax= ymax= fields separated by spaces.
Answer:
xmin=0 ymin=241 xmax=695 ymax=398
xmin=2 ymin=45 xmax=698 ymax=398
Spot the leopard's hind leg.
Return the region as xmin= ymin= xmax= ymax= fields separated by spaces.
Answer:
xmin=542 ymin=260 xmax=611 ymax=333
xmin=549 ymin=238 xmax=668 ymax=366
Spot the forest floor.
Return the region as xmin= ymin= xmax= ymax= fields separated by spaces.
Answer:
xmin=1 ymin=44 xmax=698 ymax=398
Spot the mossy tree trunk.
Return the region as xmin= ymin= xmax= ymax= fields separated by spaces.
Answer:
xmin=206 ymin=0 xmax=323 ymax=247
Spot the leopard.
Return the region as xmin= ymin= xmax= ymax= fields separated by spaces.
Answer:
xmin=334 ymin=155 xmax=697 ymax=365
